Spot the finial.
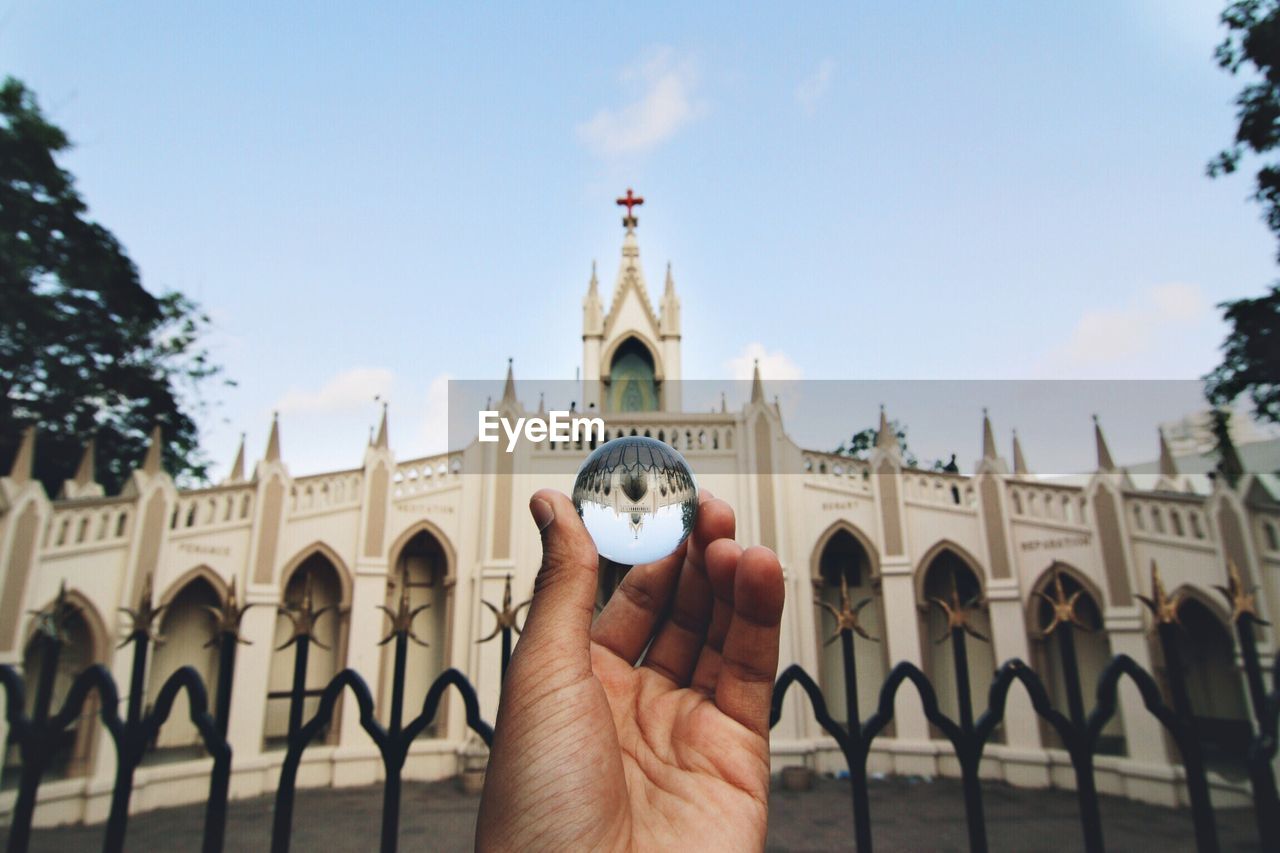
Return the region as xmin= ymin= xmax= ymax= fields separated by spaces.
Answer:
xmin=981 ymin=409 xmax=997 ymax=461
xmin=264 ymin=412 xmax=282 ymax=463
xmin=118 ymin=571 xmax=167 ymax=647
xmin=8 ymin=426 xmax=35 ymax=485
xmin=814 ymin=573 xmax=877 ymax=644
xmin=142 ymin=425 xmax=164 ymax=475
xmin=1035 ymin=564 xmax=1091 ymax=635
xmin=928 ymin=570 xmax=988 ymax=643
xmin=374 ymin=400 xmax=390 ymax=450
xmin=201 ymin=577 xmax=256 ymax=647
xmin=1216 ymin=560 xmax=1270 ymax=626
xmin=478 ymin=573 xmax=533 ymax=643
xmin=28 ymin=581 xmax=81 ymax=645
xmin=378 ymin=565 xmax=432 ymax=647
xmin=277 ymin=570 xmax=340 ymax=650
xmin=616 ymin=187 xmax=644 ymax=227
xmin=1136 ymin=561 xmax=1180 ymax=626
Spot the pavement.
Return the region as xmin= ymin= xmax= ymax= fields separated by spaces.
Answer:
xmin=0 ymin=773 xmax=1261 ymax=851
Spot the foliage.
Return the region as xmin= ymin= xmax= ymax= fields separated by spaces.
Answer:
xmin=0 ymin=76 xmax=227 ymax=495
xmin=1205 ymin=285 xmax=1280 ymax=423
xmin=833 ymin=419 xmax=920 ymax=468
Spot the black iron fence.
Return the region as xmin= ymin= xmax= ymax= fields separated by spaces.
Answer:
xmin=1 ymin=563 xmax=1277 ymax=853
xmin=772 ymin=561 xmax=1280 ymax=853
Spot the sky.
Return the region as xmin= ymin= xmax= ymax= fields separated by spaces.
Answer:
xmin=6 ymin=1 xmax=1277 ymax=477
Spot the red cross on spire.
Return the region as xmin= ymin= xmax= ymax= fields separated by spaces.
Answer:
xmin=616 ymin=188 xmax=644 ymax=227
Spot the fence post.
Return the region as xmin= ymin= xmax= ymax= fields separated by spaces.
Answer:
xmin=478 ymin=574 xmax=531 ymax=687
xmin=817 ymin=572 xmax=875 ymax=851
xmin=1140 ymin=563 xmax=1218 ymax=853
xmin=1217 ymin=561 xmax=1280 ymax=849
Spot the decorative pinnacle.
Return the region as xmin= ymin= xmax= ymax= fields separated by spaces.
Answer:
xmin=814 ymin=572 xmax=877 ymax=644
xmin=1135 ymin=561 xmax=1180 ymax=627
xmin=477 ymin=574 xmax=533 ymax=644
xmin=1035 ymin=565 xmax=1091 ymax=636
xmin=201 ymin=578 xmax=255 ymax=648
xmin=929 ymin=571 xmax=989 ymax=644
xmin=276 ymin=571 xmax=340 ymax=651
xmin=28 ymin=581 xmax=80 ymax=645
xmin=1215 ymin=560 xmax=1270 ymax=626
xmin=118 ymin=571 xmax=167 ymax=648
xmin=378 ymin=567 xmax=432 ymax=648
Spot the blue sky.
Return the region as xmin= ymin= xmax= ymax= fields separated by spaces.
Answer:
xmin=6 ymin=1 xmax=1276 ymax=476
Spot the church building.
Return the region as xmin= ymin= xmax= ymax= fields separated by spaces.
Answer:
xmin=2 ymin=197 xmax=1279 ymax=826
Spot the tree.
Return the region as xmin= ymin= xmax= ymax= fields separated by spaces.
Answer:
xmin=1204 ymin=2 xmax=1280 ymax=428
xmin=1 ymin=76 xmax=226 ymax=495
xmin=833 ymin=419 xmax=920 ymax=468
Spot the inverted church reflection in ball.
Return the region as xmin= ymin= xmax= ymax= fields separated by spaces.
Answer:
xmin=572 ymin=436 xmax=699 ymax=565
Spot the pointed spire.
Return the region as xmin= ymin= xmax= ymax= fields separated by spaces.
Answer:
xmin=750 ymin=359 xmax=764 ymax=404
xmin=73 ymin=438 xmax=95 ymax=485
xmin=142 ymin=426 xmax=163 ymax=475
xmin=265 ymin=412 xmax=281 ymax=463
xmin=1158 ymin=428 xmax=1178 ymax=480
xmin=502 ymin=358 xmax=517 ymax=406
xmin=8 ymin=426 xmax=35 ymax=485
xmin=1012 ymin=430 xmax=1029 ymax=477
xmin=537 ymin=392 xmax=546 ymax=414
xmin=374 ymin=402 xmax=389 ymax=450
xmin=664 ymin=262 xmax=675 ymax=294
xmin=227 ymin=434 xmax=246 ymax=483
xmin=1093 ymin=415 xmax=1116 ymax=473
xmin=583 ymin=261 xmax=604 ymax=337
xmin=981 ymin=408 xmax=997 ymax=460
xmin=875 ymin=405 xmax=897 ymax=451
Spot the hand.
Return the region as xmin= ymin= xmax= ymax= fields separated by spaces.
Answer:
xmin=476 ymin=489 xmax=785 ymax=852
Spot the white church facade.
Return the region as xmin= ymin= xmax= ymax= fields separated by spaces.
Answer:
xmin=3 ymin=207 xmax=1280 ymax=827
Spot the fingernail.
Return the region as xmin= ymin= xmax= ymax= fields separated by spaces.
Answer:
xmin=530 ymin=497 xmax=555 ymax=532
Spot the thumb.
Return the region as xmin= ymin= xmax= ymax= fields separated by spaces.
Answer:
xmin=517 ymin=489 xmax=599 ymax=666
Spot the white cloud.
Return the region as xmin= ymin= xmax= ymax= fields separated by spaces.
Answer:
xmin=725 ymin=342 xmax=803 ymax=382
xmin=796 ymin=59 xmax=836 ymax=113
xmin=1039 ymin=283 xmax=1212 ymax=377
xmin=577 ymin=48 xmax=701 ymax=157
xmin=274 ymin=367 xmax=394 ymax=415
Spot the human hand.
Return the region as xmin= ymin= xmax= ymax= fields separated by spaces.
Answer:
xmin=475 ymin=488 xmax=785 ymax=852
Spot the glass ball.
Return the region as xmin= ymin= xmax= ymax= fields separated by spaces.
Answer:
xmin=572 ymin=436 xmax=699 ymax=565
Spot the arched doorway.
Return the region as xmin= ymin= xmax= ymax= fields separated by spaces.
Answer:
xmin=607 ymin=337 xmax=658 ymax=412
xmin=1171 ymin=596 xmax=1250 ymax=776
xmin=381 ymin=529 xmax=450 ymax=736
xmin=918 ymin=547 xmax=996 ymax=726
xmin=264 ymin=551 xmax=347 ymax=747
xmin=1027 ymin=566 xmax=1123 ymax=754
xmin=2 ymin=591 xmax=105 ymax=786
xmin=813 ymin=526 xmax=886 ymax=724
xmin=144 ymin=573 xmax=224 ymax=762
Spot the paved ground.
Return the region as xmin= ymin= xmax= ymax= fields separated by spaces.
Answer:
xmin=0 ymin=774 xmax=1261 ymax=851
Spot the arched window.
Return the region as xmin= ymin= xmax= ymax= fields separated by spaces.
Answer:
xmin=3 ymin=594 xmax=103 ymax=783
xmin=814 ymin=528 xmax=885 ymax=724
xmin=607 ymin=338 xmax=658 ymax=412
xmin=381 ymin=530 xmax=450 ymax=737
xmin=1172 ymin=597 xmax=1250 ymax=777
xmin=918 ymin=548 xmax=995 ymax=726
xmin=1028 ymin=568 xmax=1123 ymax=755
xmin=264 ymin=553 xmax=346 ymax=747
xmin=144 ymin=575 xmax=223 ymax=762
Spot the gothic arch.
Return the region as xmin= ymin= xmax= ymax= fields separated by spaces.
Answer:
xmin=1172 ymin=584 xmax=1234 ymax=629
xmin=601 ymin=332 xmax=666 ymax=382
xmin=388 ymin=520 xmax=457 ymax=586
xmin=158 ymin=565 xmax=229 ymax=608
xmin=810 ymin=520 xmax=881 ymax=584
xmin=913 ymin=539 xmax=987 ymax=605
xmin=278 ymin=541 xmax=353 ymax=606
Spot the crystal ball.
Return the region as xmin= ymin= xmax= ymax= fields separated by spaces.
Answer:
xmin=572 ymin=436 xmax=699 ymax=565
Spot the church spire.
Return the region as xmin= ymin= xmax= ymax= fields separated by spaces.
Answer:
xmin=750 ymin=359 xmax=765 ymax=404
xmin=1012 ymin=430 xmax=1030 ymax=477
xmin=8 ymin=426 xmax=35 ymax=485
xmin=660 ymin=262 xmax=681 ymax=337
xmin=502 ymin=358 xmax=517 ymax=407
xmin=227 ymin=434 xmax=246 ymax=483
xmin=60 ymin=437 xmax=105 ymax=498
xmin=584 ymin=261 xmax=604 ymax=337
xmin=374 ymin=402 xmax=389 ymax=450
xmin=1093 ymin=415 xmax=1116 ymax=473
xmin=1158 ymin=428 xmax=1177 ymax=479
xmin=981 ymin=408 xmax=998 ymax=460
xmin=265 ymin=412 xmax=281 ymax=463
xmin=142 ymin=426 xmax=164 ymax=475
xmin=875 ymin=405 xmax=897 ymax=451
